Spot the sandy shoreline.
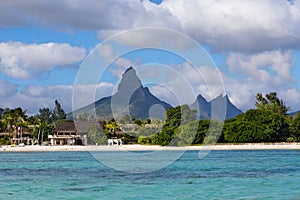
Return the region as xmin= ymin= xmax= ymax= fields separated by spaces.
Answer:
xmin=1 ymin=143 xmax=300 ymax=152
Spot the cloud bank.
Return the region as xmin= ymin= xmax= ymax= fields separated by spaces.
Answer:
xmin=0 ymin=42 xmax=86 ymax=79
xmin=1 ymin=0 xmax=300 ymax=52
xmin=0 ymin=0 xmax=299 ymax=113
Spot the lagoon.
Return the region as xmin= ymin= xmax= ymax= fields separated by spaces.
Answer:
xmin=1 ymin=150 xmax=300 ymax=199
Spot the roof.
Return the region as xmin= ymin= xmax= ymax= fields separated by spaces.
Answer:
xmin=53 ymin=121 xmax=105 ymax=134
xmin=54 ymin=122 xmax=76 ymax=132
xmin=75 ymin=121 xmax=104 ymax=133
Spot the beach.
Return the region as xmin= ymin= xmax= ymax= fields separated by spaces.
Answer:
xmin=1 ymin=143 xmax=300 ymax=152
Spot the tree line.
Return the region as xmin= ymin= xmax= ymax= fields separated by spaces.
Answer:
xmin=134 ymin=92 xmax=300 ymax=145
xmin=0 ymin=100 xmax=66 ymax=145
xmin=1 ymin=92 xmax=300 ymax=146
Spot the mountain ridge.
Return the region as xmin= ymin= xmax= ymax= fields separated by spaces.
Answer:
xmin=70 ymin=67 xmax=173 ymax=120
xmin=70 ymin=67 xmax=243 ymax=120
xmin=191 ymin=94 xmax=243 ymax=120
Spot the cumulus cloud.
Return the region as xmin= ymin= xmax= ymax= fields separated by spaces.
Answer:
xmin=138 ymin=62 xmax=225 ymax=106
xmin=227 ymin=50 xmax=294 ymax=84
xmin=224 ymin=77 xmax=300 ymax=112
xmin=144 ymin=58 xmax=300 ymax=112
xmin=0 ymin=81 xmax=114 ymax=115
xmin=0 ymin=0 xmax=179 ymax=31
xmin=224 ymin=50 xmax=299 ymax=111
xmin=73 ymin=82 xmax=114 ymax=111
xmin=1 ymin=0 xmax=300 ymax=113
xmin=97 ymin=44 xmax=138 ymax=78
xmin=161 ymin=0 xmax=300 ymax=52
xmin=0 ymin=42 xmax=86 ymax=79
xmin=2 ymin=1 xmax=300 ymax=52
xmin=280 ymin=88 xmax=300 ymax=111
xmin=0 ymin=80 xmax=18 ymax=97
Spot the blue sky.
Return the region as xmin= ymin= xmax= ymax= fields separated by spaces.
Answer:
xmin=0 ymin=0 xmax=300 ymax=115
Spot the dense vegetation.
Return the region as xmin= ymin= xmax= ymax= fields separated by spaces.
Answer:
xmin=0 ymin=100 xmax=66 ymax=145
xmin=222 ymin=92 xmax=296 ymax=143
xmin=1 ymin=92 xmax=300 ymax=146
xmin=134 ymin=92 xmax=300 ymax=145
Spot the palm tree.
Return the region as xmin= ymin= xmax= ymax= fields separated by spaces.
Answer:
xmin=105 ymin=119 xmax=121 ymax=137
xmin=1 ymin=108 xmax=28 ymax=138
xmin=1 ymin=109 xmax=14 ymax=136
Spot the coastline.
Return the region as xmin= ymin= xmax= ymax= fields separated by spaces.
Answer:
xmin=1 ymin=143 xmax=300 ymax=152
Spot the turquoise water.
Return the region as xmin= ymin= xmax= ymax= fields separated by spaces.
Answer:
xmin=1 ymin=150 xmax=300 ymax=200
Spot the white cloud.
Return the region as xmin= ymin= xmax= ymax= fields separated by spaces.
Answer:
xmin=1 ymin=1 xmax=300 ymax=52
xmin=0 ymin=42 xmax=86 ymax=79
xmin=227 ymin=50 xmax=294 ymax=84
xmin=0 ymin=0 xmax=179 ymax=32
xmin=280 ymin=88 xmax=300 ymax=112
xmin=161 ymin=0 xmax=300 ymax=52
xmin=97 ymin=44 xmax=138 ymax=78
xmin=1 ymin=0 xmax=300 ymax=114
xmin=0 ymin=80 xmax=17 ymax=97
xmin=99 ymin=28 xmax=202 ymax=51
xmin=207 ymin=72 xmax=300 ymax=112
xmin=223 ymin=50 xmax=299 ymax=111
xmin=149 ymin=85 xmax=179 ymax=106
xmin=0 ymin=81 xmax=114 ymax=115
xmin=138 ymin=62 xmax=225 ymax=105
xmin=172 ymin=62 xmax=225 ymax=101
xmin=73 ymin=82 xmax=114 ymax=110
xmin=144 ymin=58 xmax=300 ymax=112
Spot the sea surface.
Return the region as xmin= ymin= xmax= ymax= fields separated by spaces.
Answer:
xmin=1 ymin=150 xmax=300 ymax=200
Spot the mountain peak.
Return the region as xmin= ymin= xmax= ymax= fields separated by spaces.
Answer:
xmin=71 ymin=67 xmax=172 ymax=120
xmin=191 ymin=94 xmax=242 ymax=120
xmin=196 ymin=94 xmax=208 ymax=102
xmin=117 ymin=67 xmax=142 ymax=94
xmin=124 ymin=66 xmax=135 ymax=74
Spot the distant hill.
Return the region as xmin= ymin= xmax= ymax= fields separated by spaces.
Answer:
xmin=290 ymin=110 xmax=300 ymax=117
xmin=70 ymin=67 xmax=172 ymax=120
xmin=191 ymin=94 xmax=243 ymax=120
xmin=190 ymin=95 xmax=211 ymax=119
xmin=70 ymin=67 xmax=243 ymax=121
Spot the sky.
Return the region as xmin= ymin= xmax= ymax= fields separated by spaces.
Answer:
xmin=0 ymin=0 xmax=300 ymax=115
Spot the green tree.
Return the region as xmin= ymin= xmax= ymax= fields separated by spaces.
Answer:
xmin=51 ymin=100 xmax=66 ymax=122
xmin=288 ymin=113 xmax=300 ymax=142
xmin=171 ymin=120 xmax=199 ymax=146
xmin=105 ymin=119 xmax=121 ymax=137
xmin=143 ymin=118 xmax=151 ymax=125
xmin=76 ymin=112 xmax=96 ymax=121
xmin=38 ymin=122 xmax=53 ymax=143
xmin=192 ymin=119 xmax=210 ymax=144
xmin=38 ymin=108 xmax=52 ymax=124
xmin=223 ymin=109 xmax=290 ymax=143
xmin=1 ymin=108 xmax=28 ymax=137
xmin=88 ymin=125 xmax=107 ymax=145
xmin=152 ymin=105 xmax=197 ymax=146
xmin=255 ymin=92 xmax=290 ymax=115
xmin=134 ymin=119 xmax=142 ymax=126
xmin=137 ymin=135 xmax=151 ymax=144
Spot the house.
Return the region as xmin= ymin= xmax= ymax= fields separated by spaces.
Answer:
xmin=121 ymin=124 xmax=141 ymax=133
xmin=9 ymin=126 xmax=35 ymax=145
xmin=49 ymin=122 xmax=80 ymax=145
xmin=49 ymin=121 xmax=106 ymax=145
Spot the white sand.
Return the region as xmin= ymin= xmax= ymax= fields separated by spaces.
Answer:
xmin=1 ymin=143 xmax=300 ymax=152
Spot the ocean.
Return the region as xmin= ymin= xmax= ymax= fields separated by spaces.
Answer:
xmin=1 ymin=150 xmax=300 ymax=199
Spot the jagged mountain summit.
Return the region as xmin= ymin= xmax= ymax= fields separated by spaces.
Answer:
xmin=71 ymin=67 xmax=172 ymax=120
xmin=70 ymin=67 xmax=243 ymax=120
xmin=191 ymin=94 xmax=243 ymax=120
